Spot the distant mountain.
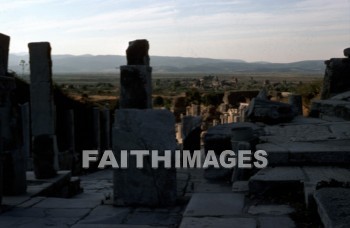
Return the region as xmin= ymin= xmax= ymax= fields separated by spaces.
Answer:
xmin=8 ymin=54 xmax=325 ymax=75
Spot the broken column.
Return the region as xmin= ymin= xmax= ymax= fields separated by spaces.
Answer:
xmin=119 ymin=39 xmax=152 ymax=109
xmin=321 ymin=48 xmax=350 ymax=99
xmin=29 ymin=42 xmax=57 ymax=179
xmin=246 ymin=90 xmax=296 ymax=124
xmin=0 ymin=33 xmax=27 ymax=195
xmin=113 ymin=40 xmax=177 ymax=206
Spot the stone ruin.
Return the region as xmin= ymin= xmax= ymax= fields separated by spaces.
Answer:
xmin=113 ymin=39 xmax=177 ymax=206
xmin=1 ymin=30 xmax=350 ymax=227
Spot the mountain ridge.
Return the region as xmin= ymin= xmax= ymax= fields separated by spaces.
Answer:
xmin=9 ymin=54 xmax=325 ymax=74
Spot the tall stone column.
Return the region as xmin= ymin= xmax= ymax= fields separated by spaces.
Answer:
xmin=113 ymin=40 xmax=177 ymax=206
xmin=0 ymin=33 xmax=9 ymax=76
xmin=119 ymin=39 xmax=152 ymax=109
xmin=29 ymin=42 xmax=57 ymax=179
xmin=0 ymin=33 xmax=27 ymax=195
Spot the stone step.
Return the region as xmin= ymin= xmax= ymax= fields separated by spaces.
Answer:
xmin=249 ymin=166 xmax=350 ymax=206
xmin=314 ymin=188 xmax=350 ymax=228
xmin=183 ymin=193 xmax=245 ymax=217
xmin=257 ymin=141 xmax=350 ymax=166
xmin=249 ymin=167 xmax=305 ymax=195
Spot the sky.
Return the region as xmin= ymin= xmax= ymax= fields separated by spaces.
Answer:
xmin=1 ymin=0 xmax=350 ymax=63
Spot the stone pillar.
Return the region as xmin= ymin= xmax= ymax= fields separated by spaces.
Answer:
xmin=119 ymin=39 xmax=152 ymax=109
xmin=114 ymin=40 xmax=176 ymax=207
xmin=0 ymin=34 xmax=27 ymax=195
xmin=289 ymin=94 xmax=303 ymax=116
xmin=120 ymin=66 xmax=152 ymax=109
xmin=92 ymin=107 xmax=101 ymax=150
xmin=0 ymin=33 xmax=10 ymax=76
xmin=113 ymin=109 xmax=177 ymax=206
xmin=29 ymin=42 xmax=57 ymax=179
xmin=101 ymin=107 xmax=111 ymax=150
xmin=20 ymin=103 xmax=31 ymax=166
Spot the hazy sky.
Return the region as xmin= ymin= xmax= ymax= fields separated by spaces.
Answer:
xmin=1 ymin=0 xmax=349 ymax=62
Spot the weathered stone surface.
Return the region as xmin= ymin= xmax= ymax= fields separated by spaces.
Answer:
xmin=204 ymin=122 xmax=260 ymax=180
xmin=289 ymin=94 xmax=303 ymax=115
xmin=113 ymin=109 xmax=177 ymax=206
xmin=126 ymin=39 xmax=150 ymax=65
xmin=0 ymin=33 xmax=10 ymax=76
xmin=321 ymin=58 xmax=350 ymax=99
xmin=28 ymin=42 xmax=55 ymax=136
xmin=125 ymin=211 xmax=181 ymax=226
xmin=259 ymin=216 xmax=295 ymax=228
xmin=249 ymin=167 xmax=305 ymax=195
xmin=2 ymin=149 xmax=27 ymax=195
xmin=310 ymin=99 xmax=350 ymax=120
xmin=256 ymin=143 xmax=289 ymax=165
xmin=330 ymin=91 xmax=350 ymax=101
xmin=180 ymin=217 xmax=257 ymax=228
xmin=344 ymin=47 xmax=350 ymax=58
xmin=119 ymin=65 xmax=152 ymax=109
xmin=34 ymin=197 xmax=100 ymax=209
xmin=314 ymin=188 xmax=350 ymax=228
xmin=183 ymin=193 xmax=245 ymax=216
xmin=78 ymin=206 xmax=130 ymax=224
xmin=247 ymin=98 xmax=296 ymax=124
xmin=32 ymin=135 xmax=57 ymax=179
xmin=232 ymin=181 xmax=249 ymax=193
xmin=248 ymin=205 xmax=295 ymax=215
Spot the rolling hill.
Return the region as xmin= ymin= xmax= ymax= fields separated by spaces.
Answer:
xmin=9 ymin=54 xmax=325 ymax=75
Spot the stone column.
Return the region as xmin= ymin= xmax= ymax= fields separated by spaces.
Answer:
xmin=20 ymin=103 xmax=31 ymax=167
xmin=101 ymin=107 xmax=110 ymax=150
xmin=0 ymin=35 xmax=27 ymax=195
xmin=119 ymin=40 xmax=152 ymax=109
xmin=92 ymin=107 xmax=100 ymax=150
xmin=29 ymin=42 xmax=57 ymax=179
xmin=114 ymin=40 xmax=176 ymax=206
xmin=0 ymin=33 xmax=10 ymax=76
xmin=113 ymin=109 xmax=177 ymax=206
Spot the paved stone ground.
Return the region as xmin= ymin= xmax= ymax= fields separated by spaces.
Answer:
xmin=0 ymin=166 xmax=298 ymax=227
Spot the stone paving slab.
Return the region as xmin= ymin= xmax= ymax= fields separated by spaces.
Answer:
xmin=256 ymin=143 xmax=289 ymax=165
xmin=33 ymin=197 xmax=100 ymax=209
xmin=259 ymin=216 xmax=296 ymax=228
xmin=73 ymin=225 xmax=168 ymax=228
xmin=179 ymin=217 xmax=257 ymax=228
xmin=0 ymin=216 xmax=77 ymax=228
xmin=314 ymin=188 xmax=350 ymax=228
xmin=248 ymin=205 xmax=294 ymax=216
xmin=232 ymin=181 xmax=249 ymax=193
xmin=183 ymin=193 xmax=245 ymax=217
xmin=77 ymin=205 xmax=130 ymax=224
xmin=125 ymin=211 xmax=181 ymax=226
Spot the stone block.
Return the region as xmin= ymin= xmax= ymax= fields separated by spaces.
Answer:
xmin=119 ymin=65 xmax=152 ymax=109
xmin=113 ymin=109 xmax=177 ymax=206
xmin=183 ymin=193 xmax=245 ymax=216
xmin=314 ymin=188 xmax=350 ymax=228
xmin=126 ymin=39 xmax=150 ymax=65
xmin=249 ymin=167 xmax=305 ymax=195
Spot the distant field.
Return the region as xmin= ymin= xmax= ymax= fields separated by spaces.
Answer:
xmin=33 ymin=72 xmax=323 ymax=85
